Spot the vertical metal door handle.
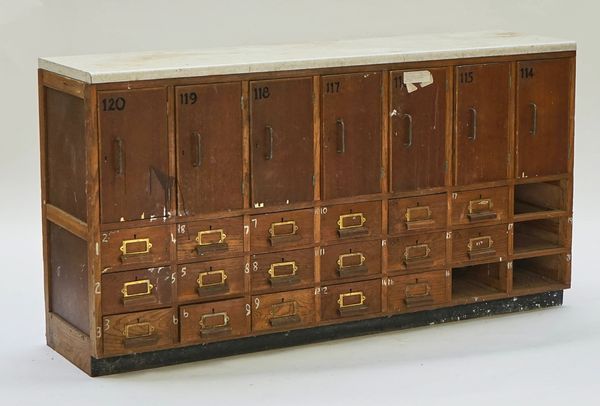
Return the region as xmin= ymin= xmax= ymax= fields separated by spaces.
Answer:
xmin=265 ymin=125 xmax=273 ymax=160
xmin=403 ymin=113 xmax=413 ymax=148
xmin=336 ymin=118 xmax=345 ymax=154
xmin=468 ymin=108 xmax=477 ymax=141
xmin=529 ymin=102 xmax=537 ymax=136
xmin=193 ymin=132 xmax=202 ymax=167
xmin=114 ymin=137 xmax=124 ymax=175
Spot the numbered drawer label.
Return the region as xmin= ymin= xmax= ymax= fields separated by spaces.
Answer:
xmin=389 ymin=193 xmax=447 ymax=235
xmin=250 ymin=209 xmax=314 ymax=253
xmin=250 ymin=248 xmax=314 ymax=293
xmin=101 ymin=267 xmax=173 ymax=315
xmin=451 ymin=224 xmax=508 ymax=264
xmin=251 ymin=288 xmax=315 ymax=332
xmin=320 ymin=279 xmax=381 ymax=321
xmin=320 ymin=240 xmax=381 ymax=282
xmin=101 ymin=225 xmax=171 ymax=271
xmin=388 ymin=270 xmax=448 ymax=313
xmin=320 ymin=201 xmax=381 ymax=242
xmin=177 ymin=216 xmax=244 ymax=262
xmin=179 ymin=298 xmax=249 ymax=344
xmin=177 ymin=257 xmax=245 ymax=302
xmin=387 ymin=232 xmax=446 ymax=272
xmin=451 ymin=186 xmax=508 ymax=225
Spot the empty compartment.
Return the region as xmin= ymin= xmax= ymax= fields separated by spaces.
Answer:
xmin=513 ymin=218 xmax=565 ymax=254
xmin=452 ymin=262 xmax=508 ymax=302
xmin=512 ymin=254 xmax=569 ymax=293
xmin=514 ymin=180 xmax=566 ymax=216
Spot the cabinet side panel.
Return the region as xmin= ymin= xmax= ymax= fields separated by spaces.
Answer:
xmin=48 ymin=222 xmax=90 ymax=334
xmin=45 ymin=88 xmax=87 ymax=221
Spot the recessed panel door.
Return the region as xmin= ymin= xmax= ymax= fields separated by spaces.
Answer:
xmin=250 ymin=78 xmax=314 ymax=207
xmin=390 ymin=68 xmax=448 ymax=192
xmin=516 ymin=58 xmax=572 ymax=178
xmin=455 ymin=63 xmax=511 ymax=185
xmin=176 ymin=83 xmax=243 ymax=215
xmin=99 ymin=88 xmax=169 ymax=223
xmin=321 ymin=72 xmax=382 ymax=199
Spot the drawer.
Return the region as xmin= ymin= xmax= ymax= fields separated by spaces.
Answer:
xmin=388 ymin=270 xmax=448 ymax=313
xmin=320 ymin=201 xmax=382 ymax=242
xmin=251 ymin=248 xmax=314 ymax=293
xmin=250 ymin=209 xmax=314 ymax=252
xmin=387 ymin=232 xmax=446 ymax=272
xmin=101 ymin=266 xmax=173 ymax=315
xmin=452 ymin=224 xmax=508 ymax=264
xmin=180 ymin=298 xmax=249 ymax=344
xmin=100 ymin=225 xmax=171 ymax=271
xmin=251 ymin=288 xmax=315 ymax=332
xmin=178 ymin=257 xmax=246 ymax=302
xmin=103 ymin=308 xmax=176 ymax=356
xmin=320 ymin=240 xmax=381 ymax=282
xmin=389 ymin=193 xmax=447 ymax=235
xmin=321 ymin=279 xmax=381 ymax=321
xmin=451 ymin=186 xmax=508 ymax=226
xmin=177 ymin=216 xmax=244 ymax=262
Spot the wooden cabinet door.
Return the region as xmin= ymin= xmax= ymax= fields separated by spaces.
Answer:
xmin=390 ymin=68 xmax=448 ymax=192
xmin=516 ymin=58 xmax=572 ymax=178
xmin=176 ymin=83 xmax=243 ymax=215
xmin=321 ymin=72 xmax=382 ymax=199
xmin=455 ymin=63 xmax=511 ymax=185
xmin=99 ymin=88 xmax=169 ymax=223
xmin=250 ymin=78 xmax=314 ymax=207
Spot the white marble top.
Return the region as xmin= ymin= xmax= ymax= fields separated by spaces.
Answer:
xmin=39 ymin=31 xmax=576 ymax=84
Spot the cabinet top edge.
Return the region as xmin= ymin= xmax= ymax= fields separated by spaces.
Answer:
xmin=38 ymin=31 xmax=576 ymax=84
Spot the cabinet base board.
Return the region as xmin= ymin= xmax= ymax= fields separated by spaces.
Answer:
xmin=89 ymin=290 xmax=563 ymax=376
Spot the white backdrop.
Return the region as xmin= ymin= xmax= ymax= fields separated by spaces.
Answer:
xmin=1 ymin=1 xmax=598 ymax=404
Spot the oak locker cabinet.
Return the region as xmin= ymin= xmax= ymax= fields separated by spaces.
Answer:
xmin=38 ymin=31 xmax=575 ymax=375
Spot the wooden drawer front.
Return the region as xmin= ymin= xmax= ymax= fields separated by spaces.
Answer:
xmin=101 ymin=225 xmax=171 ymax=271
xmin=321 ymin=279 xmax=381 ymax=321
xmin=103 ymin=308 xmax=176 ymax=356
xmin=101 ymin=267 xmax=173 ymax=315
xmin=251 ymin=248 xmax=314 ymax=293
xmin=388 ymin=270 xmax=448 ymax=313
xmin=180 ymin=298 xmax=249 ymax=344
xmin=389 ymin=193 xmax=447 ymax=235
xmin=250 ymin=209 xmax=314 ymax=253
xmin=387 ymin=232 xmax=446 ymax=272
xmin=251 ymin=288 xmax=315 ymax=332
xmin=452 ymin=224 xmax=508 ymax=264
xmin=177 ymin=216 xmax=244 ymax=262
xmin=320 ymin=240 xmax=381 ymax=282
xmin=451 ymin=186 xmax=508 ymax=226
xmin=178 ymin=257 xmax=245 ymax=303
xmin=320 ymin=201 xmax=382 ymax=242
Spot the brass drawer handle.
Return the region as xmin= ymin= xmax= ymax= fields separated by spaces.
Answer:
xmin=337 ymin=291 xmax=366 ymax=309
xmin=337 ymin=212 xmax=366 ymax=230
xmin=467 ymin=235 xmax=496 ymax=259
xmin=468 ymin=107 xmax=477 ymax=141
xmin=199 ymin=312 xmax=231 ymax=336
xmin=404 ymin=281 xmax=435 ymax=307
xmin=196 ymin=229 xmax=227 ymax=245
xmin=269 ymin=220 xmax=298 ymax=237
xmin=403 ymin=243 xmax=431 ymax=261
xmin=467 ymin=198 xmax=497 ymax=221
xmin=405 ymin=205 xmax=431 ymax=222
xmin=336 ymin=118 xmax=346 ymax=154
xmin=119 ymin=238 xmax=152 ymax=256
xmin=197 ymin=269 xmax=228 ymax=288
xmin=121 ymin=279 xmax=154 ymax=298
xmin=123 ymin=321 xmax=155 ymax=339
xmin=529 ymin=102 xmax=537 ymax=136
xmin=402 ymin=113 xmax=413 ymax=148
xmin=269 ymin=300 xmax=301 ymax=327
xmin=337 ymin=252 xmax=368 ymax=277
xmin=268 ymin=261 xmax=298 ymax=279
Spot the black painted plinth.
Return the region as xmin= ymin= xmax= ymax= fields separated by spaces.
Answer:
xmin=90 ymin=290 xmax=563 ymax=376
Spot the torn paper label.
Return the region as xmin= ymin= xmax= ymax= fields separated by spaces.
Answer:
xmin=406 ymin=83 xmax=418 ymax=93
xmin=403 ymin=70 xmax=433 ymax=84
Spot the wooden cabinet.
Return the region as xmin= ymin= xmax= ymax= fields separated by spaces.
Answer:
xmin=39 ymin=33 xmax=575 ymax=375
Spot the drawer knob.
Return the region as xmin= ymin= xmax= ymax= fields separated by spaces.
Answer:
xmin=467 ymin=198 xmax=497 ymax=222
xmin=337 ymin=212 xmax=368 ymax=238
xmin=269 ymin=300 xmax=301 ymax=327
xmin=336 ymin=252 xmax=368 ymax=277
xmin=199 ymin=312 xmax=231 ymax=336
xmin=119 ymin=237 xmax=152 ymax=256
xmin=268 ymin=261 xmax=299 ymax=286
xmin=121 ymin=279 xmax=154 ymax=299
xmin=269 ymin=220 xmax=301 ymax=245
xmin=467 ymin=235 xmax=496 ymax=259
xmin=404 ymin=281 xmax=434 ymax=307
xmin=195 ymin=229 xmax=229 ymax=255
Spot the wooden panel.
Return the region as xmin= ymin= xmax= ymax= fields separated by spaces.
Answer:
xmin=250 ymin=78 xmax=314 ymax=207
xmin=321 ymin=279 xmax=381 ymax=321
xmin=250 ymin=248 xmax=314 ymax=293
xmin=455 ymin=63 xmax=510 ymax=185
xmin=180 ymin=298 xmax=249 ymax=344
xmin=320 ymin=240 xmax=382 ymax=282
xmin=176 ymin=83 xmax=243 ymax=215
xmin=45 ymin=88 xmax=87 ymax=221
xmin=177 ymin=257 xmax=245 ymax=302
xmin=103 ymin=308 xmax=177 ymax=356
xmin=101 ymin=267 xmax=173 ymax=315
xmin=388 ymin=270 xmax=448 ymax=313
xmin=388 ymin=193 xmax=447 ymax=235
xmin=450 ymin=186 xmax=509 ymax=226
xmin=516 ymin=58 xmax=571 ymax=178
xmin=46 ymin=313 xmax=91 ymax=374
xmin=250 ymin=209 xmax=314 ymax=253
xmin=48 ymin=222 xmax=89 ymax=333
xmin=100 ymin=225 xmax=171 ymax=271
xmin=451 ymin=224 xmax=508 ymax=265
xmin=99 ymin=88 xmax=169 ymax=223
xmin=388 ymin=232 xmax=446 ymax=273
xmin=390 ymin=68 xmax=447 ymax=191
xmin=177 ymin=216 xmax=244 ymax=262
xmin=252 ymin=288 xmax=315 ymax=332
xmin=321 ymin=72 xmax=382 ymax=199
xmin=320 ymin=200 xmax=382 ymax=242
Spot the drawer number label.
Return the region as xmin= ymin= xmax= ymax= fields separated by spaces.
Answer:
xmin=325 ymin=81 xmax=340 ymax=93
xmin=180 ymin=92 xmax=197 ymax=105
xmin=102 ymin=97 xmax=126 ymax=111
xmin=460 ymin=71 xmax=474 ymax=84
xmin=253 ymin=86 xmax=270 ymax=100
xmin=520 ymin=67 xmax=534 ymax=79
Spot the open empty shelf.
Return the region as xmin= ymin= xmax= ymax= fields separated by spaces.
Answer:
xmin=512 ymin=254 xmax=569 ymax=293
xmin=452 ymin=262 xmax=508 ymax=302
xmin=514 ymin=180 xmax=567 ymax=220
xmin=513 ymin=218 xmax=567 ymax=256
